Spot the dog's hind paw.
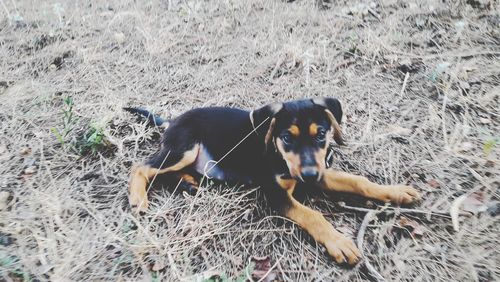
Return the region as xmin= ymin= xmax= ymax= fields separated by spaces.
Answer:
xmin=129 ymin=194 xmax=149 ymax=213
xmin=179 ymin=182 xmax=199 ymax=195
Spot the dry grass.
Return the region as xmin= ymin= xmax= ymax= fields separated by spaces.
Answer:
xmin=0 ymin=0 xmax=499 ymax=281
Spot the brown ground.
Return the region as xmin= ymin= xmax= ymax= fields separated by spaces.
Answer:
xmin=0 ymin=0 xmax=499 ymax=281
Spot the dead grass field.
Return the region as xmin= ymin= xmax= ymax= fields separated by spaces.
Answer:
xmin=1 ymin=0 xmax=499 ymax=281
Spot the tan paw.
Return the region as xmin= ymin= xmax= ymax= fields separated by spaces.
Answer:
xmin=129 ymin=193 xmax=149 ymax=213
xmin=324 ymin=234 xmax=361 ymax=265
xmin=383 ymin=185 xmax=420 ymax=204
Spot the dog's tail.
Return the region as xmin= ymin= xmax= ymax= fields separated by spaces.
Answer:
xmin=123 ymin=107 xmax=168 ymax=127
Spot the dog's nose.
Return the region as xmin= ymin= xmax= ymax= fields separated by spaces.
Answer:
xmin=301 ymin=167 xmax=319 ymax=182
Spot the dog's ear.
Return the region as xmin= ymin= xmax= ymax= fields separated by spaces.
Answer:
xmin=250 ymin=102 xmax=283 ymax=147
xmin=311 ymin=97 xmax=344 ymax=145
xmin=311 ymin=97 xmax=343 ymax=123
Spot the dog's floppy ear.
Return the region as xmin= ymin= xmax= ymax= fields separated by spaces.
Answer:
xmin=250 ymin=102 xmax=283 ymax=147
xmin=311 ymin=97 xmax=344 ymax=145
xmin=311 ymin=97 xmax=343 ymax=123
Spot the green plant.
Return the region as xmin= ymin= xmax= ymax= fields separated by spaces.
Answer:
xmin=0 ymin=252 xmax=30 ymax=281
xmin=50 ymin=96 xmax=110 ymax=155
xmin=51 ymin=96 xmax=77 ymax=148
xmin=79 ymin=124 xmax=106 ymax=154
xmin=202 ymin=261 xmax=255 ymax=282
xmin=151 ymin=270 xmax=160 ymax=282
xmin=483 ymin=138 xmax=498 ymax=157
xmin=237 ymin=262 xmax=255 ymax=282
xmin=429 ymin=62 xmax=450 ymax=82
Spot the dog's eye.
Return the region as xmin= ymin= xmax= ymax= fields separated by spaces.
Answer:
xmin=282 ymin=133 xmax=293 ymax=145
xmin=316 ymin=129 xmax=326 ymax=142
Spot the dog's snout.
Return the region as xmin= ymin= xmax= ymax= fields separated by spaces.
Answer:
xmin=301 ymin=167 xmax=319 ymax=183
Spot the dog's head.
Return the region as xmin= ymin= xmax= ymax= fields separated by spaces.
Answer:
xmin=252 ymin=98 xmax=343 ymax=183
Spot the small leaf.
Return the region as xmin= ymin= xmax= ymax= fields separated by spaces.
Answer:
xmin=461 ymin=192 xmax=487 ymax=215
xmin=427 ymin=179 xmax=441 ymax=189
xmin=63 ymin=96 xmax=73 ymax=106
xmin=19 ymin=147 xmax=31 ymax=155
xmin=151 ymin=260 xmax=166 ymax=271
xmin=197 ymin=270 xmax=226 ymax=281
xmin=0 ymin=191 xmax=10 ymax=210
xmin=451 ymin=193 xmax=489 ymax=232
xmin=24 ymin=166 xmax=37 ymax=175
xmin=388 ymin=125 xmax=412 ymax=136
xmin=398 ymin=216 xmax=425 ymax=237
xmin=250 ymin=256 xmax=277 ymax=282
xmin=483 ymin=139 xmax=497 ymax=156
xmin=429 ymin=62 xmax=450 ymax=82
xmin=51 ymin=127 xmax=64 ymax=145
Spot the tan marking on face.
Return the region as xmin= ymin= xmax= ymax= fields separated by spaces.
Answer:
xmin=276 ymin=139 xmax=302 ymax=180
xmin=128 ymin=144 xmax=200 ymax=212
xmin=275 ymin=174 xmax=297 ymax=195
xmin=289 ymin=125 xmax=300 ymax=137
xmin=309 ymin=123 xmax=318 ymax=137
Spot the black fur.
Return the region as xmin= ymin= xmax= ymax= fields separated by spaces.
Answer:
xmin=123 ymin=107 xmax=167 ymax=126
xmin=126 ymin=98 xmax=343 ymax=210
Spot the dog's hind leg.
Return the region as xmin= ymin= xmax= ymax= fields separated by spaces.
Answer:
xmin=129 ymin=144 xmax=200 ymax=212
xmin=170 ymin=171 xmax=200 ymax=195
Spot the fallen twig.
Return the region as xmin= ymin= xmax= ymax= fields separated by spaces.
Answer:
xmin=332 ymin=58 xmax=356 ymax=72
xmin=450 ymin=195 xmax=467 ymax=232
xmin=399 ymin=72 xmax=409 ymax=96
xmin=337 ymin=202 xmax=465 ymax=218
xmin=357 ymin=210 xmax=386 ymax=282
xmin=367 ymin=8 xmax=381 ymax=21
xmin=380 ymin=43 xmax=500 ymax=59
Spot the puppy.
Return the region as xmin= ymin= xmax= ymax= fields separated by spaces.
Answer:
xmin=126 ymin=98 xmax=420 ymax=264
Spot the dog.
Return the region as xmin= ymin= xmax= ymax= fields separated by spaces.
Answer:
xmin=125 ymin=97 xmax=420 ymax=265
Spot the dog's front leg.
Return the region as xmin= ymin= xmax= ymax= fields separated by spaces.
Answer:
xmin=274 ymin=175 xmax=360 ymax=265
xmin=285 ymin=196 xmax=361 ymax=264
xmin=319 ymin=169 xmax=420 ymax=204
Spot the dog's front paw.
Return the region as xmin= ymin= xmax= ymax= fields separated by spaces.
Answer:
xmin=324 ymin=233 xmax=361 ymax=265
xmin=383 ymin=185 xmax=420 ymax=204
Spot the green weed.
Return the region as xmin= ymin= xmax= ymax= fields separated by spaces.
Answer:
xmin=483 ymin=138 xmax=498 ymax=157
xmin=202 ymin=261 xmax=255 ymax=282
xmin=429 ymin=62 xmax=450 ymax=82
xmin=77 ymin=124 xmax=107 ymax=154
xmin=51 ymin=96 xmax=109 ymax=155
xmin=51 ymin=96 xmax=77 ymax=148
xmin=0 ymin=251 xmax=31 ymax=281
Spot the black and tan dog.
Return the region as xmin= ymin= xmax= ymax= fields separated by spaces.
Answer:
xmin=126 ymin=98 xmax=420 ymax=265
